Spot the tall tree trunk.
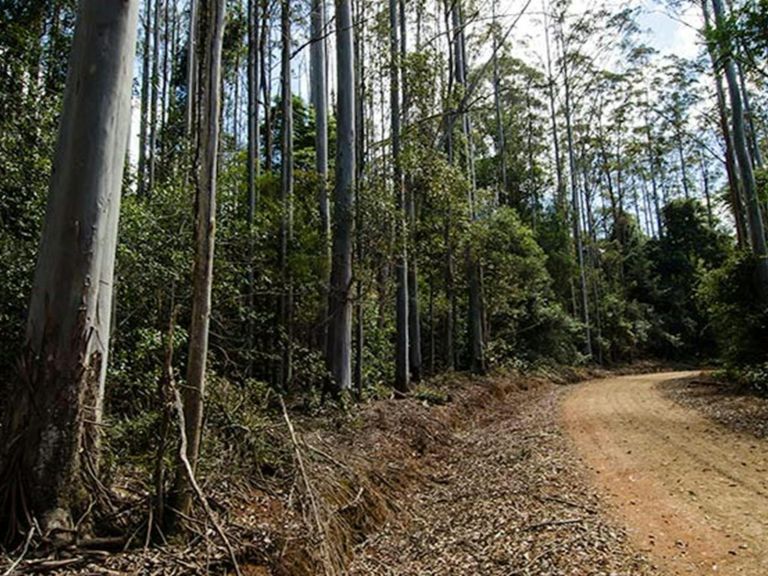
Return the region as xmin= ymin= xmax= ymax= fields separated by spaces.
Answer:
xmin=138 ymin=0 xmax=152 ymax=195
xmin=246 ymin=0 xmax=260 ymax=376
xmin=311 ymin=0 xmax=330 ymax=347
xmin=261 ymin=1 xmax=273 ymax=171
xmin=492 ymin=0 xmax=508 ymax=205
xmin=327 ymin=0 xmax=356 ymax=391
xmin=452 ymin=1 xmax=484 ymax=374
xmin=148 ymin=0 xmax=162 ymax=195
xmin=643 ymin=107 xmax=664 ymax=237
xmin=186 ymin=0 xmax=199 ymax=137
xmin=1 ymin=0 xmax=138 ymax=539
xmin=353 ymin=0 xmax=365 ymax=395
xmin=737 ymin=59 xmax=763 ymax=168
xmin=560 ymin=22 xmax=592 ymax=358
xmin=390 ymin=0 xmax=410 ymax=392
xmin=710 ymin=0 xmax=768 ymax=297
xmin=543 ymin=4 xmax=565 ymax=213
xmin=171 ymin=0 xmax=226 ymax=524
xmin=400 ymin=0 xmax=423 ymax=383
xmin=701 ymin=0 xmax=746 ymax=247
xmin=279 ymin=0 xmax=294 ymax=387
xmin=160 ymin=0 xmax=172 ymax=165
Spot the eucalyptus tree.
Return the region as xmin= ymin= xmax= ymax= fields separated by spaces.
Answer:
xmin=0 ymin=0 xmax=139 ymax=539
xmin=391 ymin=0 xmax=410 ymax=391
xmin=701 ymin=0 xmax=747 ymax=247
xmin=710 ymin=0 xmax=768 ymax=298
xmin=556 ymin=7 xmax=592 ymax=358
xmin=279 ymin=0 xmax=294 ymax=386
xmin=171 ymin=0 xmax=226 ymax=523
xmin=310 ymin=0 xmax=330 ymax=309
xmin=327 ymin=0 xmax=356 ymax=391
xmin=246 ymin=0 xmax=261 ymax=374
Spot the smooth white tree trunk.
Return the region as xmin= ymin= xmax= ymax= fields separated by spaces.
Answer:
xmin=327 ymin=0 xmax=356 ymax=391
xmin=3 ymin=0 xmax=138 ymax=535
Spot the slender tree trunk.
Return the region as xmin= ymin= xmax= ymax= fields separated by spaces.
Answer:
xmin=711 ymin=0 xmax=768 ymax=297
xmin=246 ymin=0 xmax=261 ymax=376
xmin=327 ymin=0 xmax=356 ymax=391
xmin=644 ymin=108 xmax=664 ymax=237
xmin=353 ymin=0 xmax=365 ymax=396
xmin=390 ymin=0 xmax=410 ymax=392
xmin=148 ymin=0 xmax=162 ymax=195
xmin=279 ymin=0 xmax=294 ymax=387
xmin=311 ymin=0 xmax=330 ymax=347
xmin=160 ymin=0 xmax=171 ymax=164
xmin=543 ymin=4 xmax=565 ymax=213
xmin=400 ymin=0 xmax=423 ymax=383
xmin=699 ymin=151 xmax=714 ymax=227
xmin=737 ymin=59 xmax=763 ymax=168
xmin=560 ymin=24 xmax=592 ymax=358
xmin=186 ymin=0 xmax=198 ymax=137
xmin=492 ymin=0 xmax=507 ymax=205
xmin=138 ymin=0 xmax=152 ymax=195
xmin=702 ymin=0 xmax=747 ymax=247
xmin=171 ymin=0 xmax=226 ymax=524
xmin=452 ymin=1 xmax=484 ymax=374
xmin=676 ymin=124 xmax=689 ymax=199
xmin=1 ymin=0 xmax=138 ymax=538
xmin=261 ymin=3 xmax=273 ymax=171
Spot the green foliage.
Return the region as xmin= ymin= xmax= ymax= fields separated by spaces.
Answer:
xmin=474 ymin=207 xmax=580 ymax=364
xmin=699 ymin=251 xmax=768 ymax=367
xmin=644 ymin=199 xmax=731 ymax=359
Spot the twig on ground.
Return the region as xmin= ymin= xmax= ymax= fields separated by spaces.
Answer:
xmin=280 ymin=396 xmax=335 ymax=575
xmin=525 ymin=517 xmax=584 ymax=531
xmin=171 ymin=386 xmax=242 ymax=576
xmin=2 ymin=525 xmax=35 ymax=576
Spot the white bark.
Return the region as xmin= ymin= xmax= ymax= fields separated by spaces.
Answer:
xmin=327 ymin=0 xmax=356 ymax=391
xmin=10 ymin=0 xmax=138 ymax=531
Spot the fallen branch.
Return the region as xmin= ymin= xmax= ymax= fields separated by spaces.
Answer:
xmin=525 ymin=517 xmax=584 ymax=531
xmin=2 ymin=526 xmax=35 ymax=576
xmin=279 ymin=396 xmax=335 ymax=575
xmin=171 ymin=387 xmax=242 ymax=576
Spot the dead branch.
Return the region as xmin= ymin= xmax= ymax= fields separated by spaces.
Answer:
xmin=171 ymin=386 xmax=242 ymax=576
xmin=279 ymin=396 xmax=335 ymax=575
xmin=2 ymin=526 xmax=35 ymax=576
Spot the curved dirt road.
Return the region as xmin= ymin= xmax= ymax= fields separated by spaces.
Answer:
xmin=563 ymin=372 xmax=768 ymax=575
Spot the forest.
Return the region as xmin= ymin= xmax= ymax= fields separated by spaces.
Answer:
xmin=1 ymin=0 xmax=768 ymax=573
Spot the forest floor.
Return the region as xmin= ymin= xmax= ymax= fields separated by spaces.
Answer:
xmin=347 ymin=374 xmax=656 ymax=576
xmin=6 ymin=369 xmax=768 ymax=575
xmin=563 ymin=372 xmax=768 ymax=576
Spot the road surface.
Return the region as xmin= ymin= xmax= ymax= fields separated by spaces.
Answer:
xmin=562 ymin=371 xmax=768 ymax=575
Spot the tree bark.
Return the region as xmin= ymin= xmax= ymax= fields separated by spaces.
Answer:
xmin=390 ymin=0 xmax=410 ymax=392
xmin=353 ymin=0 xmax=365 ymax=396
xmin=560 ymin=20 xmax=592 ymax=358
xmin=148 ymin=0 xmax=162 ymax=195
xmin=701 ymin=0 xmax=747 ymax=247
xmin=327 ymin=0 xmax=356 ymax=391
xmin=311 ymin=0 xmax=330 ymax=348
xmin=1 ymin=0 xmax=138 ymax=538
xmin=138 ymin=0 xmax=152 ymax=195
xmin=171 ymin=0 xmax=226 ymax=524
xmin=279 ymin=0 xmax=294 ymax=387
xmin=246 ymin=0 xmax=261 ymax=376
xmin=711 ymin=0 xmax=768 ymax=297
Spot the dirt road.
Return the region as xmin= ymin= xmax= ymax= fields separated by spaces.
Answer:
xmin=563 ymin=372 xmax=768 ymax=575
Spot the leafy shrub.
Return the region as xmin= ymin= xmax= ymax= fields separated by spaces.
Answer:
xmin=699 ymin=251 xmax=768 ymax=367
